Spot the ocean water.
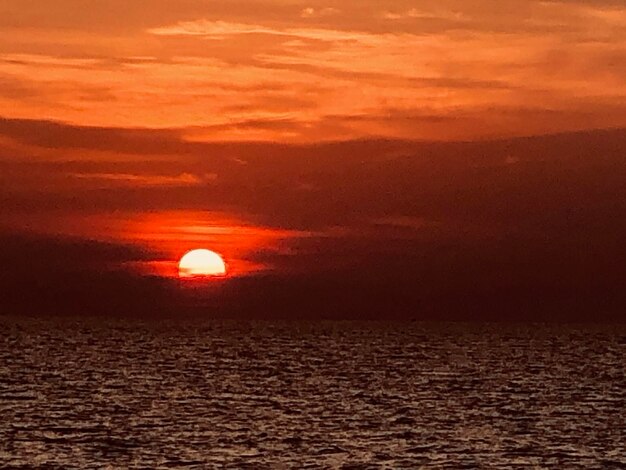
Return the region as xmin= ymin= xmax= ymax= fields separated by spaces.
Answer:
xmin=0 ymin=318 xmax=624 ymax=469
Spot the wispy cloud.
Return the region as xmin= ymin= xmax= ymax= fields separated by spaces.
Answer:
xmin=69 ymin=172 xmax=216 ymax=187
xmin=0 ymin=1 xmax=624 ymax=141
xmin=148 ymin=20 xmax=386 ymax=45
xmin=300 ymin=7 xmax=340 ymax=19
xmin=382 ymin=8 xmax=465 ymax=21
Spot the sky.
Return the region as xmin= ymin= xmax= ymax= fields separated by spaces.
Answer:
xmin=1 ymin=1 xmax=625 ymax=320
xmin=1 ymin=1 xmax=625 ymax=140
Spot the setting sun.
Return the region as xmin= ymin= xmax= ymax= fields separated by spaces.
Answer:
xmin=178 ymin=249 xmax=227 ymax=278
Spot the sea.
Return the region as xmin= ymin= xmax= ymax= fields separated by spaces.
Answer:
xmin=0 ymin=318 xmax=624 ymax=469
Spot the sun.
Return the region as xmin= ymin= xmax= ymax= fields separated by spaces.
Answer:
xmin=178 ymin=249 xmax=227 ymax=278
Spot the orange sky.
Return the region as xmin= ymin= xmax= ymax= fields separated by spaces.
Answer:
xmin=1 ymin=0 xmax=625 ymax=142
xmin=1 ymin=1 xmax=626 ymax=309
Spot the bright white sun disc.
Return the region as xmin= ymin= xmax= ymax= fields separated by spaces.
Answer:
xmin=178 ymin=249 xmax=227 ymax=278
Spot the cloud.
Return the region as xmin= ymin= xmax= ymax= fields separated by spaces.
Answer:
xmin=3 ymin=116 xmax=626 ymax=236
xmin=148 ymin=21 xmax=283 ymax=38
xmin=0 ymin=1 xmax=625 ymax=142
xmin=382 ymin=8 xmax=465 ymax=21
xmin=300 ymin=7 xmax=340 ymax=19
xmin=148 ymin=20 xmax=387 ymax=46
xmin=68 ymin=171 xmax=215 ymax=187
xmin=0 ymin=116 xmax=186 ymax=155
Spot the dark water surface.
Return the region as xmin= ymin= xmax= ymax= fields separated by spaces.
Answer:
xmin=0 ymin=318 xmax=624 ymax=469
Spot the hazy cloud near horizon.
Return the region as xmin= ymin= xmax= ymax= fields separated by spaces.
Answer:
xmin=2 ymin=118 xmax=625 ymax=238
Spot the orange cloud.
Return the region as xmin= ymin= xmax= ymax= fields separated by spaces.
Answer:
xmin=68 ymin=172 xmax=214 ymax=188
xmin=0 ymin=1 xmax=624 ymax=141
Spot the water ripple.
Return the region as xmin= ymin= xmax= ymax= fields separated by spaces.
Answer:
xmin=0 ymin=319 xmax=624 ymax=468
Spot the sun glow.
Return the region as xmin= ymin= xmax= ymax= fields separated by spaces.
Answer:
xmin=178 ymin=249 xmax=227 ymax=278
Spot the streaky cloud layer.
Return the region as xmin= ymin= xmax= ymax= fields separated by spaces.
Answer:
xmin=0 ymin=0 xmax=624 ymax=141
